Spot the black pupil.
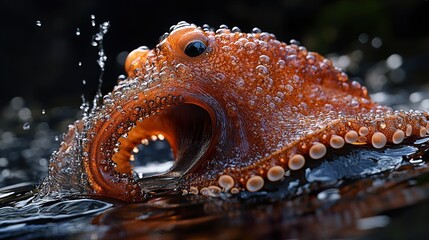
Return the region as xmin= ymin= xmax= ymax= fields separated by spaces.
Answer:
xmin=184 ymin=41 xmax=206 ymax=57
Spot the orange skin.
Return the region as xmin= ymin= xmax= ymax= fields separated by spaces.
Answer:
xmin=41 ymin=22 xmax=429 ymax=202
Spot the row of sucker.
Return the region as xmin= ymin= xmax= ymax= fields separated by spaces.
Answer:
xmin=183 ymin=110 xmax=429 ymax=195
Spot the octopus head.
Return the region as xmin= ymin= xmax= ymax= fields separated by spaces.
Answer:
xmin=81 ymin=21 xmax=286 ymax=200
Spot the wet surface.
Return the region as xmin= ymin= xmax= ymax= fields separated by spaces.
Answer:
xmin=1 ymin=1 xmax=429 ymax=239
xmin=1 ymin=139 xmax=429 ymax=239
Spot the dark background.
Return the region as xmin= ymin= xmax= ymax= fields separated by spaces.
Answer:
xmin=0 ymin=0 xmax=428 ymax=110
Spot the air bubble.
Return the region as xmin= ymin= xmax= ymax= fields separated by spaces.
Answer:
xmin=36 ymin=20 xmax=41 ymax=27
xmin=76 ymin=28 xmax=81 ymax=36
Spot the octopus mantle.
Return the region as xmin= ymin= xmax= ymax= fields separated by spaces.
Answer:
xmin=41 ymin=21 xmax=429 ymax=202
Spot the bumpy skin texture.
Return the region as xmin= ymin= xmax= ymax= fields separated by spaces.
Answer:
xmin=42 ymin=22 xmax=429 ymax=202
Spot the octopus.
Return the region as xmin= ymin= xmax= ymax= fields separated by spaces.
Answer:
xmin=40 ymin=21 xmax=429 ymax=202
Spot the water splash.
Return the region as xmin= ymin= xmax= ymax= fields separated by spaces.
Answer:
xmin=90 ymin=21 xmax=110 ymax=112
xmin=78 ymin=19 xmax=110 ymax=117
xmin=0 ymin=185 xmax=112 ymax=240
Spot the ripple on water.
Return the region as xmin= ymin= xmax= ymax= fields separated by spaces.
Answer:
xmin=0 ymin=195 xmax=112 ymax=239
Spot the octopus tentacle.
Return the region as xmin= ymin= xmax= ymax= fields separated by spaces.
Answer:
xmin=215 ymin=110 xmax=429 ymax=192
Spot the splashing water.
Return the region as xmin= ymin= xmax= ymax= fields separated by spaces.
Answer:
xmin=90 ymin=21 xmax=110 ymax=112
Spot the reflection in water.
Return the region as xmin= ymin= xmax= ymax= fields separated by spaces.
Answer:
xmin=1 ymin=141 xmax=429 ymax=239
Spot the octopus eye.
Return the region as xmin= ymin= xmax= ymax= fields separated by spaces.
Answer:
xmin=184 ymin=40 xmax=207 ymax=57
xmin=168 ymin=26 xmax=208 ymax=58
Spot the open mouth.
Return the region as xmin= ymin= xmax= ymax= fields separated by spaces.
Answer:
xmin=108 ymin=103 xmax=214 ymax=191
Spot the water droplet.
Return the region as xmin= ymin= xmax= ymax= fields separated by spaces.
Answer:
xmin=251 ymin=27 xmax=261 ymax=33
xmin=236 ymin=77 xmax=245 ymax=89
xmin=350 ymin=99 xmax=360 ymax=108
xmin=18 ymin=108 xmax=32 ymax=121
xmin=277 ymin=59 xmax=286 ymax=69
xmin=371 ymin=37 xmax=383 ymax=48
xmin=76 ymin=28 xmax=81 ymax=36
xmin=117 ymin=74 xmax=126 ymax=81
xmin=78 ymin=61 xmax=82 ymax=66
xmin=317 ymin=188 xmax=341 ymax=201
xmin=259 ymin=55 xmax=270 ymax=64
xmin=356 ymin=215 xmax=390 ymax=230
xmin=222 ymin=45 xmax=231 ymax=52
xmin=23 ymin=122 xmax=30 ymax=130
xmin=0 ymin=158 xmax=8 ymax=167
xmin=36 ymin=20 xmax=42 ymax=27
xmin=91 ymin=14 xmax=96 ymax=26
xmin=231 ymin=26 xmax=241 ymax=33
xmin=82 ymin=79 xmax=86 ymax=85
xmin=256 ymin=65 xmax=268 ymax=75
xmin=289 ymin=39 xmax=300 ymax=45
xmin=215 ymin=73 xmax=226 ymax=81
xmin=41 ymin=109 xmax=45 ymax=115
xmin=358 ymin=33 xmax=369 ymax=44
xmin=244 ymin=42 xmax=256 ymax=53
xmin=386 ymin=54 xmax=402 ymax=69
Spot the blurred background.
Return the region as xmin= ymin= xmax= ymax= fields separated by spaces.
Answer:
xmin=0 ymin=0 xmax=428 ymax=186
